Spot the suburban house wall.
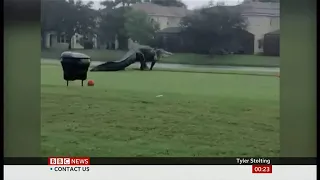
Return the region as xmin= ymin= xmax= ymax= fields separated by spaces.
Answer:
xmin=167 ymin=16 xmax=182 ymax=28
xmin=156 ymin=16 xmax=182 ymax=29
xmin=132 ymin=2 xmax=279 ymax=54
xmin=44 ymin=31 xmax=98 ymax=50
xmin=149 ymin=15 xmax=182 ymax=30
xmin=132 ymin=3 xmax=190 ymax=30
xmin=70 ymin=33 xmax=84 ymax=49
xmin=270 ymin=17 xmax=280 ymax=31
xmin=44 ymin=32 xmax=69 ymax=49
xmin=240 ymin=2 xmax=280 ymax=53
xmin=243 ymin=15 xmax=280 ymax=53
xmin=244 ymin=16 xmax=270 ymax=53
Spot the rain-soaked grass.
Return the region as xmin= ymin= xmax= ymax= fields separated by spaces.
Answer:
xmin=41 ymin=63 xmax=279 ymax=157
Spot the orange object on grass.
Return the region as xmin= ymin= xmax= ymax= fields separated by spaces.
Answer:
xmin=87 ymin=80 xmax=95 ymax=86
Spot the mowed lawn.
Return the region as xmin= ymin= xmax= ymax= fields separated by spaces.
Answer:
xmin=41 ymin=63 xmax=280 ymax=157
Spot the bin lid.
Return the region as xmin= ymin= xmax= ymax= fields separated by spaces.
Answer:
xmin=61 ymin=51 xmax=90 ymax=59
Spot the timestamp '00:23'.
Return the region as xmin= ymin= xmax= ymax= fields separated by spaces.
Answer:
xmin=252 ymin=165 xmax=272 ymax=174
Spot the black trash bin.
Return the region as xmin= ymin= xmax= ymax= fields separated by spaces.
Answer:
xmin=60 ymin=51 xmax=91 ymax=86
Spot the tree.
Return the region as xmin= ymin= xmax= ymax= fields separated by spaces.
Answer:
xmin=99 ymin=1 xmax=130 ymax=49
xmin=41 ymin=0 xmax=70 ymax=47
xmin=124 ymin=9 xmax=160 ymax=44
xmin=98 ymin=7 xmax=127 ymax=48
xmin=41 ymin=0 xmax=97 ymax=49
xmin=101 ymin=0 xmax=142 ymax=7
xmin=257 ymin=0 xmax=279 ymax=2
xmin=100 ymin=0 xmax=117 ymax=9
xmin=61 ymin=0 xmax=98 ymax=49
xmin=208 ymin=0 xmax=215 ymax=7
xmin=99 ymin=0 xmax=145 ymax=49
xmin=149 ymin=0 xmax=187 ymax=8
xmin=180 ymin=5 xmax=247 ymax=54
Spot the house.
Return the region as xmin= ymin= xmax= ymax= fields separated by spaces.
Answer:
xmin=156 ymin=26 xmax=255 ymax=54
xmin=127 ymin=3 xmax=191 ymax=50
xmin=43 ymin=31 xmax=68 ymax=49
xmin=43 ymin=11 xmax=100 ymax=50
xmin=132 ymin=2 xmax=279 ymax=54
xmin=43 ymin=31 xmax=98 ymax=50
xmin=239 ymin=1 xmax=280 ymax=53
xmin=131 ymin=3 xmax=192 ymax=30
xmin=204 ymin=1 xmax=280 ymax=54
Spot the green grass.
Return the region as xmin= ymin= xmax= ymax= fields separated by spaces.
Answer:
xmin=42 ymin=49 xmax=280 ymax=67
xmin=41 ymin=63 xmax=280 ymax=157
xmin=163 ymin=53 xmax=280 ymax=67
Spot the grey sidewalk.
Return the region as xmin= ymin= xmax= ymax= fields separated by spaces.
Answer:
xmin=41 ymin=58 xmax=280 ymax=73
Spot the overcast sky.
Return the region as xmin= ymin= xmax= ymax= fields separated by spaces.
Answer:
xmin=88 ymin=0 xmax=244 ymax=10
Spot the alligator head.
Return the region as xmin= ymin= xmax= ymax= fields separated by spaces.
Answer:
xmin=155 ymin=49 xmax=173 ymax=60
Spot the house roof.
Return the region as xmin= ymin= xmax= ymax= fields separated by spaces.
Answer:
xmin=207 ymin=2 xmax=279 ymax=17
xmin=239 ymin=2 xmax=280 ymax=17
xmin=209 ymin=5 xmax=242 ymax=11
xmin=131 ymin=3 xmax=192 ymax=18
xmin=265 ymin=29 xmax=280 ymax=35
xmin=158 ymin=27 xmax=182 ymax=33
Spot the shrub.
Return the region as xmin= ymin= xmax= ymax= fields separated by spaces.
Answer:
xmin=83 ymin=41 xmax=93 ymax=49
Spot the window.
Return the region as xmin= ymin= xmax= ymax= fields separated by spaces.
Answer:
xmin=57 ymin=35 xmax=61 ymax=43
xmin=60 ymin=35 xmax=65 ymax=43
xmin=258 ymin=39 xmax=264 ymax=49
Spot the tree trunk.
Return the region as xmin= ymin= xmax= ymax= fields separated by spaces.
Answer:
xmin=41 ymin=30 xmax=45 ymax=49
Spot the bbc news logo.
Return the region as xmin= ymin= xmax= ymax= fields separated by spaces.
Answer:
xmin=48 ymin=157 xmax=90 ymax=166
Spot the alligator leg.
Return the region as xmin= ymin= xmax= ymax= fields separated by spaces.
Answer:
xmin=67 ymin=81 xmax=69 ymax=86
xmin=139 ymin=53 xmax=148 ymax=71
xmin=150 ymin=60 xmax=157 ymax=71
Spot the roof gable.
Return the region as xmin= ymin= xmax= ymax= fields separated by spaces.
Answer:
xmin=240 ymin=2 xmax=280 ymax=17
xmin=158 ymin=27 xmax=182 ymax=33
xmin=265 ymin=29 xmax=280 ymax=35
xmin=131 ymin=3 xmax=191 ymax=17
xmin=207 ymin=2 xmax=280 ymax=17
